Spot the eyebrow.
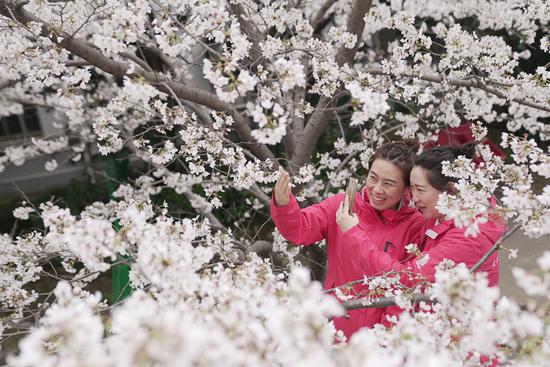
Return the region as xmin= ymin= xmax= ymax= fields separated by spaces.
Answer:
xmin=370 ymin=170 xmax=397 ymax=184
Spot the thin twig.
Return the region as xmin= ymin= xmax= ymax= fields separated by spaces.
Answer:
xmin=343 ymin=293 xmax=433 ymax=311
xmin=469 ymin=223 xmax=522 ymax=273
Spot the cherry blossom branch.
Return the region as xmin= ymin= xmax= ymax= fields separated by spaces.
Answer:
xmin=336 ymin=0 xmax=372 ymax=66
xmin=0 ymin=77 xmax=21 ymax=90
xmin=228 ymin=2 xmax=263 ymax=63
xmin=290 ymin=96 xmax=332 ymax=171
xmin=364 ymin=67 xmax=550 ymax=114
xmin=291 ymin=0 xmax=373 ymax=171
xmin=0 ymin=1 xmax=277 ymax=164
xmin=119 ymin=129 xmax=226 ymax=230
xmin=149 ymin=96 xmax=272 ymax=207
xmin=120 ymin=51 xmax=153 ymax=72
xmin=469 ymin=222 xmax=522 ymax=273
xmin=310 ymin=0 xmax=338 ymax=31
xmin=322 ymin=271 xmax=402 ymax=294
xmin=343 ymin=293 xmax=433 ymax=311
xmin=65 ymin=60 xmax=92 ymax=67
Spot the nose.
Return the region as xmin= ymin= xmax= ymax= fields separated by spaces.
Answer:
xmin=373 ymin=182 xmax=384 ymax=194
xmin=411 ymin=189 xmax=419 ymax=204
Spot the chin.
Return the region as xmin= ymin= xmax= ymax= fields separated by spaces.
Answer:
xmin=418 ymin=208 xmax=433 ymax=219
xmin=370 ymin=200 xmax=396 ymax=211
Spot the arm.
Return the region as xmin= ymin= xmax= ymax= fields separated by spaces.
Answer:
xmin=344 ymin=229 xmax=490 ymax=287
xmin=270 ymin=171 xmax=340 ymax=245
xmin=270 ymin=192 xmax=342 ymax=245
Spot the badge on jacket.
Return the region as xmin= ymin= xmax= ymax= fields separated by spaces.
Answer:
xmin=425 ymin=229 xmax=438 ymax=239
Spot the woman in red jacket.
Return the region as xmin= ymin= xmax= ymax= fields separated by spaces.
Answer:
xmin=271 ymin=140 xmax=425 ymax=339
xmin=336 ymin=143 xmax=505 ymax=325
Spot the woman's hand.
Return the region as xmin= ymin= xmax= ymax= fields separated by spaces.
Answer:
xmin=274 ymin=170 xmax=291 ymax=206
xmin=336 ymin=194 xmax=359 ymax=232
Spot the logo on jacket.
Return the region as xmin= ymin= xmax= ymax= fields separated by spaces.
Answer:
xmin=384 ymin=241 xmax=396 ymax=253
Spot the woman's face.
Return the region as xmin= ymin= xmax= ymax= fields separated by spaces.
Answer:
xmin=365 ymin=159 xmax=408 ymax=211
xmin=410 ymin=166 xmax=443 ymax=219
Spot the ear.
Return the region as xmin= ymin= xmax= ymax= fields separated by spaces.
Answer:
xmin=403 ymin=186 xmax=412 ymax=199
xmin=445 ymin=182 xmax=457 ymax=194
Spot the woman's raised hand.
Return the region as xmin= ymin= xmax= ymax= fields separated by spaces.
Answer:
xmin=274 ymin=170 xmax=291 ymax=207
xmin=336 ymin=194 xmax=359 ymax=233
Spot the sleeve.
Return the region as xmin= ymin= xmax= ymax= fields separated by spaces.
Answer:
xmin=343 ymin=229 xmax=485 ymax=287
xmin=270 ymin=192 xmax=342 ymax=245
xmin=377 ymin=231 xmax=485 ymax=327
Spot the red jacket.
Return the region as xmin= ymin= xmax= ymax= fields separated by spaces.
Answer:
xmin=342 ymin=216 xmax=504 ymax=325
xmin=270 ymin=189 xmax=425 ymax=339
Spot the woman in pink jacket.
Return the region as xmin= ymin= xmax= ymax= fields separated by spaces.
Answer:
xmin=271 ymin=140 xmax=425 ymax=339
xmin=336 ymin=143 xmax=505 ymax=325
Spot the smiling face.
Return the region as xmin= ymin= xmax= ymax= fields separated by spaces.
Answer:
xmin=365 ymin=159 xmax=408 ymax=211
xmin=410 ymin=166 xmax=444 ymax=219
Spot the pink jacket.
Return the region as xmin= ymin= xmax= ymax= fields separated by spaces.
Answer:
xmin=342 ymin=216 xmax=504 ymax=325
xmin=270 ymin=189 xmax=425 ymax=339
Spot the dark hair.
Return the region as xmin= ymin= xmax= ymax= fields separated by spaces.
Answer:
xmin=414 ymin=142 xmax=478 ymax=191
xmin=368 ymin=139 xmax=420 ymax=186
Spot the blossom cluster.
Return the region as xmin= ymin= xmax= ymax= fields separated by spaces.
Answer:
xmin=0 ymin=0 xmax=549 ymax=365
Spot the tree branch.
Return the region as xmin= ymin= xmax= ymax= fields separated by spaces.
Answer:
xmin=343 ymin=293 xmax=434 ymax=311
xmin=65 ymin=60 xmax=92 ymax=67
xmin=364 ymin=67 xmax=550 ymax=114
xmin=228 ymin=2 xmax=263 ymax=64
xmin=244 ymin=240 xmax=272 ymax=255
xmin=469 ymin=222 xmax=521 ymax=273
xmin=0 ymin=77 xmax=22 ymax=90
xmin=0 ymin=1 xmax=277 ymax=164
xmin=335 ymin=0 xmax=372 ymax=66
xmin=310 ymin=0 xmax=337 ymax=31
xmin=122 ymin=137 xmax=226 ymax=230
xmin=179 ymin=101 xmax=271 ymax=207
xmin=290 ymin=97 xmax=332 ymax=172
xmin=120 ymin=51 xmax=153 ymax=73
xmin=290 ymin=0 xmax=373 ymax=172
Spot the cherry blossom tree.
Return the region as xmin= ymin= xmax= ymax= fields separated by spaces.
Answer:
xmin=0 ymin=0 xmax=549 ymax=365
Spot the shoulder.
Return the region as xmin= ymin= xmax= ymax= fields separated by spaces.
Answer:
xmin=409 ymin=210 xmax=426 ymax=225
xmin=396 ymin=205 xmax=425 ymax=227
xmin=435 ymin=227 xmax=489 ymax=256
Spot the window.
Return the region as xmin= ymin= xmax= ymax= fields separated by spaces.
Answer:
xmin=0 ymin=107 xmax=42 ymax=141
